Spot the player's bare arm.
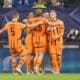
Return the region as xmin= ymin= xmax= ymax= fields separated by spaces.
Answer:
xmin=26 ymin=21 xmax=43 ymax=28
xmin=0 ymin=28 xmax=5 ymax=34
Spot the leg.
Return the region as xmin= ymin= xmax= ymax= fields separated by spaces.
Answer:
xmin=34 ymin=52 xmax=39 ymax=73
xmin=37 ymin=53 xmax=44 ymax=68
xmin=56 ymin=44 xmax=63 ymax=73
xmin=57 ymin=54 xmax=62 ymax=72
xmin=11 ymin=52 xmax=17 ymax=75
xmin=50 ymin=54 xmax=59 ymax=75
xmin=30 ymin=54 xmax=34 ymax=73
xmin=16 ymin=49 xmax=27 ymax=74
xmin=26 ymin=54 xmax=32 ymax=74
xmin=40 ymin=60 xmax=45 ymax=72
xmin=25 ymin=36 xmax=33 ymax=73
xmin=35 ymin=52 xmax=44 ymax=74
xmin=56 ymin=39 xmax=63 ymax=73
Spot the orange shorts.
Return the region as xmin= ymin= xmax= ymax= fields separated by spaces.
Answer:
xmin=33 ymin=35 xmax=46 ymax=53
xmin=9 ymin=39 xmax=26 ymax=56
xmin=25 ymin=34 xmax=33 ymax=54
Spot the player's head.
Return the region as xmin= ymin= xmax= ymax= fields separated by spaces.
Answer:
xmin=28 ymin=11 xmax=34 ymax=19
xmin=50 ymin=10 xmax=57 ymax=20
xmin=43 ymin=11 xmax=49 ymax=18
xmin=12 ymin=11 xmax=19 ymax=21
xmin=35 ymin=9 xmax=43 ymax=17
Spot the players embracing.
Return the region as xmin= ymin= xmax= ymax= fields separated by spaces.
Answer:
xmin=0 ymin=9 xmax=64 ymax=75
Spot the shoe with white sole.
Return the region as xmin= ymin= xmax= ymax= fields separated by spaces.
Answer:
xmin=16 ymin=67 xmax=23 ymax=74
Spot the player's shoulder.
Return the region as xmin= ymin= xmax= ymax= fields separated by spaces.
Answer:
xmin=57 ymin=19 xmax=64 ymax=23
xmin=4 ymin=21 xmax=13 ymax=27
xmin=15 ymin=22 xmax=24 ymax=25
xmin=6 ymin=21 xmax=21 ymax=25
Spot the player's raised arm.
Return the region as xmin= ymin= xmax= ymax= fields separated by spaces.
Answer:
xmin=0 ymin=28 xmax=4 ymax=34
xmin=0 ymin=23 xmax=8 ymax=34
xmin=26 ymin=21 xmax=43 ymax=28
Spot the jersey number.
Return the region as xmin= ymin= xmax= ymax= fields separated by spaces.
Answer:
xmin=10 ymin=27 xmax=15 ymax=36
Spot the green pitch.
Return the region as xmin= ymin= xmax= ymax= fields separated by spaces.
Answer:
xmin=0 ymin=73 xmax=80 ymax=80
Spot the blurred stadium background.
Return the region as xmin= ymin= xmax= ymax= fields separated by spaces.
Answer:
xmin=0 ymin=0 xmax=80 ymax=74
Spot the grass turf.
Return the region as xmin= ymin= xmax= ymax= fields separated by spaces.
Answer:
xmin=0 ymin=73 xmax=80 ymax=80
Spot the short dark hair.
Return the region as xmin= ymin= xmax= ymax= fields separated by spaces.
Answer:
xmin=50 ymin=10 xmax=56 ymax=13
xmin=35 ymin=9 xmax=43 ymax=17
xmin=12 ymin=11 xmax=19 ymax=18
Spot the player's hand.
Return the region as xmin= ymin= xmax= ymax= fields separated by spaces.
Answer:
xmin=0 ymin=29 xmax=4 ymax=34
xmin=23 ymin=19 xmax=27 ymax=24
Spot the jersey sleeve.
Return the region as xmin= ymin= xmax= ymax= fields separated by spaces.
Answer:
xmin=58 ymin=20 xmax=64 ymax=37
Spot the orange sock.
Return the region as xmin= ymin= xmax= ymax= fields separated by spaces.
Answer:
xmin=11 ymin=53 xmax=17 ymax=73
xmin=12 ymin=59 xmax=17 ymax=73
xmin=57 ymin=55 xmax=62 ymax=72
xmin=17 ymin=53 xmax=26 ymax=69
xmin=51 ymin=54 xmax=59 ymax=73
xmin=26 ymin=55 xmax=31 ymax=73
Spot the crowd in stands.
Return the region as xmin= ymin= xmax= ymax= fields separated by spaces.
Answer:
xmin=0 ymin=0 xmax=80 ymax=43
xmin=0 ymin=0 xmax=62 ymax=8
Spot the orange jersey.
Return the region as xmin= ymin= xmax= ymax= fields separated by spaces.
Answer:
xmin=3 ymin=21 xmax=25 ymax=49
xmin=33 ymin=17 xmax=47 ymax=36
xmin=25 ymin=18 xmax=37 ymax=34
xmin=32 ymin=17 xmax=47 ymax=53
xmin=25 ymin=18 xmax=37 ymax=54
xmin=47 ymin=19 xmax=64 ymax=54
xmin=54 ymin=19 xmax=64 ymax=39
xmin=54 ymin=19 xmax=64 ymax=54
xmin=4 ymin=21 xmax=24 ymax=40
xmin=47 ymin=19 xmax=64 ymax=44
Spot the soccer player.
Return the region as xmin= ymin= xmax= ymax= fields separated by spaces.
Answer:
xmin=43 ymin=11 xmax=50 ymax=53
xmin=26 ymin=12 xmax=44 ymax=74
xmin=0 ymin=11 xmax=27 ymax=75
xmin=47 ymin=10 xmax=64 ymax=75
xmin=32 ymin=9 xmax=47 ymax=74
xmin=25 ymin=11 xmax=35 ymax=74
xmin=42 ymin=11 xmax=50 ymax=72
